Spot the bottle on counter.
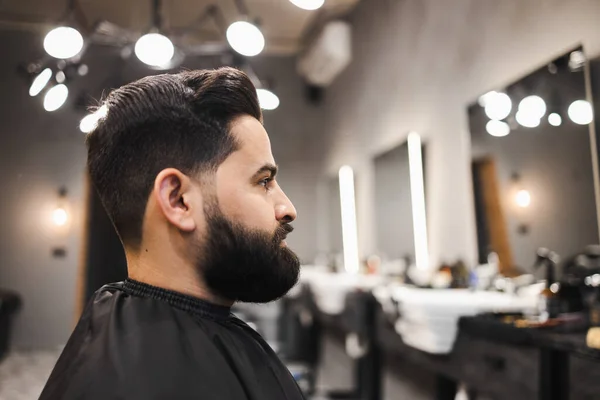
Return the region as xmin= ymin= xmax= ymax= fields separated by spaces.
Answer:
xmin=534 ymin=248 xmax=561 ymax=321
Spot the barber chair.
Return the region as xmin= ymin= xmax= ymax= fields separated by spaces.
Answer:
xmin=279 ymin=286 xmax=381 ymax=400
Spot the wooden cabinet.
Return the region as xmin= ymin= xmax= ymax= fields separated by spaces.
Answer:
xmin=453 ymin=334 xmax=540 ymax=399
xmin=569 ymin=355 xmax=600 ymax=400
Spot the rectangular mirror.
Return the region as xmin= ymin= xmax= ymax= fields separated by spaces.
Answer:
xmin=374 ymin=135 xmax=428 ymax=269
xmin=468 ymin=47 xmax=599 ymax=274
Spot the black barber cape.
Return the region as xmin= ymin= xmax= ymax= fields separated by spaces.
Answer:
xmin=40 ymin=279 xmax=306 ymax=400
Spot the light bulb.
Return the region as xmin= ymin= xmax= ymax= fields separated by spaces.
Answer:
xmin=52 ymin=208 xmax=68 ymax=226
xmin=519 ymin=95 xmax=547 ymax=119
xmin=226 ymin=21 xmax=265 ymax=57
xmin=44 ymin=27 xmax=84 ymax=59
xmin=29 ymin=68 xmax=52 ymax=97
xmin=135 ymin=33 xmax=175 ymax=67
xmin=80 ymin=104 xmax=108 ymax=133
xmin=289 ymin=0 xmax=325 ymax=10
xmin=56 ymin=71 xmax=66 ymax=84
xmin=548 ymin=113 xmax=562 ymax=127
xmin=516 ymin=189 xmax=531 ymax=208
xmin=486 ymin=120 xmax=510 ymax=137
xmin=516 ymin=110 xmax=540 ymax=128
xmin=484 ymin=92 xmax=512 ymax=120
xmin=478 ymin=91 xmax=496 ymax=107
xmin=256 ymin=88 xmax=280 ymax=110
xmin=43 ymin=84 xmax=68 ymax=112
xmin=568 ymin=100 xmax=593 ymax=125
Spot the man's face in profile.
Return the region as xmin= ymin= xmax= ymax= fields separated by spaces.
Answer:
xmin=193 ymin=115 xmax=301 ymax=303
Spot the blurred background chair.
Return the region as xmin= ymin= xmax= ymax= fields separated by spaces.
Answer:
xmin=0 ymin=289 xmax=22 ymax=361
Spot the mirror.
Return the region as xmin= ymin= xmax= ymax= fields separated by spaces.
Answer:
xmin=468 ymin=47 xmax=598 ymax=274
xmin=374 ymin=134 xmax=428 ymax=269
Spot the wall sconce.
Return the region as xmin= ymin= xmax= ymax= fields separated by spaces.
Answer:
xmin=52 ymin=187 xmax=69 ymax=227
xmin=515 ymin=189 xmax=531 ymax=208
xmin=511 ymin=173 xmax=531 ymax=208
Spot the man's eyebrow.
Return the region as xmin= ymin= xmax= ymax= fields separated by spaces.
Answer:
xmin=252 ymin=163 xmax=278 ymax=179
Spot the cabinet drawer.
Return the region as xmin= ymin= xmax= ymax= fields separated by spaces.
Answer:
xmin=569 ymin=354 xmax=600 ymax=400
xmin=454 ymin=334 xmax=540 ymax=399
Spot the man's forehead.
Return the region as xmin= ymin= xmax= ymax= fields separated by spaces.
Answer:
xmin=229 ymin=115 xmax=275 ymax=167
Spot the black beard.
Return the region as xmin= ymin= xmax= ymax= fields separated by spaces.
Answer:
xmin=199 ymin=204 xmax=301 ymax=303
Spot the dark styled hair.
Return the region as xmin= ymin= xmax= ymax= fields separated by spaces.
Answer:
xmin=86 ymin=67 xmax=262 ymax=249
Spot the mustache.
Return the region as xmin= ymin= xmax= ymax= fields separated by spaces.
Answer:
xmin=273 ymin=224 xmax=294 ymax=243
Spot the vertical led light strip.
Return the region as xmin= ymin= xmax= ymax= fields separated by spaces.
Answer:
xmin=339 ymin=165 xmax=360 ymax=274
xmin=408 ymin=132 xmax=429 ymax=270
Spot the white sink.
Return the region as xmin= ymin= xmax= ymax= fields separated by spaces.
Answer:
xmin=383 ymin=286 xmax=539 ymax=354
xmin=298 ymin=267 xmax=384 ymax=315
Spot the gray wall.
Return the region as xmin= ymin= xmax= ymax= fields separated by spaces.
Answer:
xmin=0 ymin=30 xmax=321 ymax=350
xmin=315 ymin=0 xmax=600 ymax=267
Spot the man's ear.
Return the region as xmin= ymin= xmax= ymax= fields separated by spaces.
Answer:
xmin=153 ymin=168 xmax=198 ymax=232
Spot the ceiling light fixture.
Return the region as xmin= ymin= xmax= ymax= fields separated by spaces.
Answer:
xmin=289 ymin=0 xmax=325 ymax=11
xmin=256 ymin=88 xmax=280 ymax=110
xmin=44 ymin=26 xmax=84 ymax=59
xmin=518 ymin=95 xmax=547 ymax=120
xmin=568 ymin=100 xmax=594 ymax=125
xmin=548 ymin=113 xmax=562 ymax=127
xmin=29 ymin=68 xmax=53 ymax=97
xmin=484 ymin=92 xmax=512 ymax=121
xmin=486 ymin=120 xmax=511 ymax=137
xmin=135 ymin=0 xmax=175 ymax=67
xmin=135 ymin=32 xmax=175 ymax=67
xmin=226 ymin=21 xmax=265 ymax=57
xmin=43 ymin=84 xmax=69 ymax=112
xmin=80 ymin=104 xmax=108 ymax=133
xmin=516 ymin=110 xmax=540 ymax=128
xmin=226 ymin=0 xmax=265 ymax=57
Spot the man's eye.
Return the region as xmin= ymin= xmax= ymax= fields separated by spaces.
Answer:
xmin=259 ymin=178 xmax=272 ymax=187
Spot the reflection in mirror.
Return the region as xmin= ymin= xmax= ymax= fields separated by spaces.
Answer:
xmin=374 ymin=133 xmax=428 ymax=271
xmin=468 ymin=47 xmax=599 ymax=275
xmin=326 ymin=175 xmax=343 ymax=266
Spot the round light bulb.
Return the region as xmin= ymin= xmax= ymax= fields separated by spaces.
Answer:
xmin=548 ymin=113 xmax=562 ymax=127
xmin=485 ymin=120 xmax=510 ymax=137
xmin=79 ymin=104 xmax=108 ymax=133
xmin=516 ymin=110 xmax=540 ymax=128
xmin=289 ymin=0 xmax=325 ymax=10
xmin=43 ymin=84 xmax=69 ymax=112
xmin=135 ymin=33 xmax=175 ymax=67
xmin=52 ymin=208 xmax=68 ymax=226
xmin=56 ymin=71 xmax=66 ymax=84
xmin=29 ymin=68 xmax=52 ymax=97
xmin=256 ymin=88 xmax=280 ymax=110
xmin=484 ymin=92 xmax=512 ymax=120
xmin=568 ymin=100 xmax=593 ymax=125
xmin=44 ymin=27 xmax=84 ymax=59
xmin=478 ymin=91 xmax=496 ymax=107
xmin=519 ymin=95 xmax=547 ymax=119
xmin=226 ymin=21 xmax=265 ymax=57
xmin=516 ymin=189 xmax=531 ymax=208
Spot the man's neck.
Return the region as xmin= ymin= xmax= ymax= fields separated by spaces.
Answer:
xmin=126 ymin=254 xmax=234 ymax=307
